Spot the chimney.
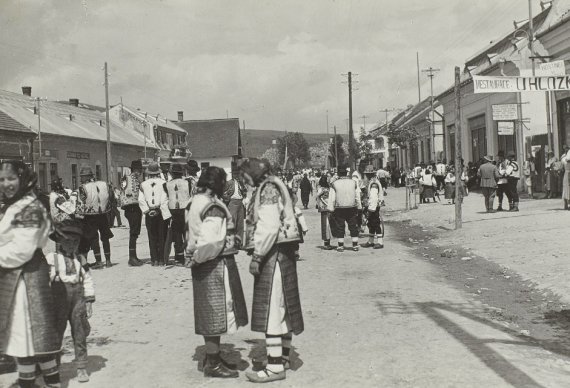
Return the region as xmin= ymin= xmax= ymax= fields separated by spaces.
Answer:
xmin=177 ymin=111 xmax=184 ymax=122
xmin=69 ymin=98 xmax=79 ymax=107
xmin=22 ymin=86 xmax=32 ymax=96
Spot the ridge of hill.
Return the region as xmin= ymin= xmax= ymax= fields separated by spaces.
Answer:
xmin=242 ymin=129 xmax=345 ymax=158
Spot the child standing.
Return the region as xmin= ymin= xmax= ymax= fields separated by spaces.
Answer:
xmin=46 ymin=221 xmax=95 ymax=383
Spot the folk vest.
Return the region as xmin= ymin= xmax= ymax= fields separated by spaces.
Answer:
xmin=76 ymin=181 xmax=111 ymax=215
xmin=331 ymin=177 xmax=359 ymax=208
xmin=49 ymin=192 xmax=74 ymax=223
xmin=139 ymin=178 xmax=167 ymax=210
xmin=243 ymin=176 xmax=301 ymax=251
xmin=186 ymin=193 xmax=238 ymax=257
xmin=120 ymin=173 xmax=141 ymax=207
xmin=166 ymin=178 xmax=191 ymax=210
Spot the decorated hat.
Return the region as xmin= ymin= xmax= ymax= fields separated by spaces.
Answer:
xmin=145 ymin=162 xmax=161 ymax=175
xmin=363 ymin=165 xmax=375 ymax=175
xmin=79 ymin=166 xmax=94 ymax=177
xmin=170 ymin=162 xmax=185 ymax=175
xmin=131 ymin=159 xmax=143 ymax=170
xmin=483 ymin=155 xmax=494 ymax=162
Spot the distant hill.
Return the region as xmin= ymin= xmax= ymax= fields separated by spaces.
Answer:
xmin=242 ymin=129 xmax=346 ymax=158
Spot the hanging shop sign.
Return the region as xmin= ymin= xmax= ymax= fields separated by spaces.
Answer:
xmin=497 ymin=121 xmax=515 ymax=136
xmin=538 ymin=60 xmax=566 ymax=77
xmin=492 ymin=104 xmax=518 ymax=121
xmin=473 ymin=75 xmax=570 ymax=93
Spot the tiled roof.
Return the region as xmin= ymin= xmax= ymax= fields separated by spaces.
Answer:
xmin=0 ymin=89 xmax=156 ymax=148
xmin=123 ymin=106 xmax=186 ymax=133
xmin=0 ymin=108 xmax=35 ymax=135
xmin=177 ymin=118 xmax=240 ymax=158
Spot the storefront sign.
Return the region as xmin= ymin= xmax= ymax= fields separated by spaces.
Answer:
xmin=538 ymin=60 xmax=566 ymax=76
xmin=67 ymin=151 xmax=90 ymax=159
xmin=473 ymin=75 xmax=570 ymax=93
xmin=497 ymin=121 xmax=514 ymax=136
xmin=492 ymin=104 xmax=518 ymax=120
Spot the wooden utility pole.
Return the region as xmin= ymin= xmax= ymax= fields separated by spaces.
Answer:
xmin=348 ymin=71 xmax=354 ymax=170
xmin=454 ymin=66 xmax=462 ymax=229
xmin=326 ymin=110 xmax=329 ymax=169
xmin=36 ymin=97 xmax=42 ymax=165
xmin=422 ymin=67 xmax=440 ymax=163
xmin=104 ymin=62 xmax=112 ymax=183
xmin=334 ymin=125 xmax=338 ymax=170
xmin=416 ymin=52 xmax=421 ymax=103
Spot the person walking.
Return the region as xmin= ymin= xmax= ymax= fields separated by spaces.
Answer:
xmin=435 ymin=160 xmax=447 ymax=191
xmin=240 ymin=158 xmax=304 ymax=383
xmin=477 ymin=155 xmax=500 ymax=213
xmin=299 ymin=174 xmax=312 ymax=209
xmin=75 ymin=166 xmax=114 ymax=269
xmin=315 ymin=175 xmax=333 ymax=250
xmin=561 ymin=145 xmax=570 ymax=210
xmin=523 ymin=155 xmax=536 ymax=199
xmin=505 ymin=151 xmax=521 ymax=212
xmin=545 ymin=151 xmax=559 ymax=198
xmin=139 ymin=162 xmax=171 ymax=266
xmin=119 ymin=160 xmax=144 ymax=267
xmin=496 ymin=151 xmax=509 ymax=211
xmin=327 ymin=165 xmax=362 ymax=252
xmin=0 ymin=160 xmax=61 ymax=388
xmin=165 ymin=162 xmax=193 ymax=264
xmin=361 ymin=165 xmax=384 ymax=249
xmin=185 ymin=167 xmax=248 ymax=378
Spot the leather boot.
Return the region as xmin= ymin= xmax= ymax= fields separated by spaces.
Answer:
xmin=510 ymin=202 xmax=519 ymax=212
xmin=203 ymin=353 xmax=238 ymax=378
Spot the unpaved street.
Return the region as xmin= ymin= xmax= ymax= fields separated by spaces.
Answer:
xmin=2 ymin=198 xmax=570 ymax=387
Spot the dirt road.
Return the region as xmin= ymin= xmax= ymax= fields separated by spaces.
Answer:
xmin=2 ymin=199 xmax=570 ymax=387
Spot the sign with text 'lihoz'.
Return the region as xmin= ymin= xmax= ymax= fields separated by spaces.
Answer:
xmin=492 ymin=104 xmax=518 ymax=120
xmin=473 ymin=75 xmax=570 ymax=93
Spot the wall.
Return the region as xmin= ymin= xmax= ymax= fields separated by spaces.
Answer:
xmin=0 ymin=130 xmax=34 ymax=162
xmin=36 ymin=134 xmax=149 ymax=191
xmin=192 ymin=156 xmax=234 ymax=176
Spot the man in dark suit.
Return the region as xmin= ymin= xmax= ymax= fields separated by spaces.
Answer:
xmin=477 ymin=155 xmax=500 ymax=213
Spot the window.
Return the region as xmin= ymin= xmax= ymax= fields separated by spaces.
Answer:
xmin=166 ymin=133 xmax=173 ymax=147
xmin=50 ymin=163 xmax=58 ymax=185
xmin=96 ymin=165 xmax=102 ymax=181
xmin=468 ymin=115 xmax=487 ymax=163
xmin=448 ymin=124 xmax=456 ymax=163
xmin=71 ymin=164 xmax=78 ymax=190
xmin=38 ymin=163 xmax=47 ymax=191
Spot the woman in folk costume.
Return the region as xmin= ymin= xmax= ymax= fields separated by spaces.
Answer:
xmin=299 ymin=173 xmax=312 ymax=209
xmin=49 ymin=177 xmax=76 ymax=225
xmin=185 ymin=166 xmax=248 ymax=379
xmin=240 ymin=158 xmax=304 ymax=383
xmin=316 ymin=174 xmax=334 ymax=250
xmin=444 ymin=168 xmax=456 ymax=204
xmin=362 ymin=165 xmax=384 ymax=249
xmin=0 ymin=160 xmax=61 ymax=388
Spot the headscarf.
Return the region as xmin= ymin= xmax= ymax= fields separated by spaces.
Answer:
xmin=0 ymin=159 xmax=38 ymax=208
xmin=238 ymin=158 xmax=271 ymax=187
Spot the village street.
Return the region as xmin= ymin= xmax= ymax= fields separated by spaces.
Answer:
xmin=2 ymin=191 xmax=570 ymax=388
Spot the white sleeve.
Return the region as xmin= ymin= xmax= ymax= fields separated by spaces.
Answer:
xmin=253 ymin=204 xmax=281 ymax=257
xmin=82 ymin=267 xmax=96 ymax=303
xmin=138 ymin=189 xmax=149 ymax=214
xmin=160 ymin=187 xmax=171 ymax=220
xmin=368 ymin=187 xmax=379 ymax=212
xmin=193 ymin=216 xmax=226 ymax=263
xmin=327 ymin=187 xmax=336 ymax=212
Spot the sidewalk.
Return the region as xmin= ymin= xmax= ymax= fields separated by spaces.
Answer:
xmin=384 ymin=186 xmax=570 ymax=304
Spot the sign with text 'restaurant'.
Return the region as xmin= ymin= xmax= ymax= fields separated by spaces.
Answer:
xmin=473 ymin=75 xmax=570 ymax=93
xmin=492 ymin=104 xmax=518 ymax=121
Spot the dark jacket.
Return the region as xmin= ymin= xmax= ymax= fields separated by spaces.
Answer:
xmin=477 ymin=162 xmax=500 ymax=188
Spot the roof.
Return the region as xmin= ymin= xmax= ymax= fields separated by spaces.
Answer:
xmin=536 ymin=0 xmax=570 ymax=37
xmin=0 ymin=89 xmax=156 ymax=148
xmin=0 ymin=109 xmax=35 ymax=135
xmin=177 ymin=118 xmax=240 ymax=158
xmin=123 ymin=106 xmax=185 ymax=133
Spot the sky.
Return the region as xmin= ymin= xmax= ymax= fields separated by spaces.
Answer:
xmin=0 ymin=0 xmax=540 ymax=133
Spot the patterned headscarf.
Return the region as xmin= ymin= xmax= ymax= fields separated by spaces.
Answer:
xmin=0 ymin=159 xmax=38 ymax=208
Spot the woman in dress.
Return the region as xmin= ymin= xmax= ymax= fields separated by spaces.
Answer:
xmin=561 ymin=145 xmax=570 ymax=210
xmin=185 ymin=166 xmax=248 ymax=378
xmin=315 ymin=175 xmax=333 ymax=250
xmin=545 ymin=151 xmax=559 ymax=198
xmin=444 ymin=168 xmax=456 ymax=204
xmin=0 ymin=160 xmax=61 ymax=388
xmin=299 ymin=174 xmax=312 ymax=209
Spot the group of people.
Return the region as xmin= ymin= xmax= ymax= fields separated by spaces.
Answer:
xmin=0 ymin=157 xmax=306 ymax=386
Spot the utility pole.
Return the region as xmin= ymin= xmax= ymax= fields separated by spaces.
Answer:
xmin=454 ymin=66 xmax=462 ymax=230
xmin=417 ymin=52 xmax=421 ymax=103
xmin=334 ymin=125 xmax=338 ymax=170
xmin=422 ymin=66 xmax=440 ymax=163
xmin=104 ymin=62 xmax=112 ymax=183
xmin=528 ymin=0 xmax=535 ymax=76
xmin=360 ymin=115 xmax=368 ymax=132
xmin=326 ymin=110 xmax=329 ymax=169
xmin=36 ymin=97 xmax=42 ymax=166
xmin=342 ymin=72 xmax=357 ymax=170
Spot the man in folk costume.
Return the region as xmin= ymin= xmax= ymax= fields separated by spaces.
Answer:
xmin=185 ymin=166 xmax=248 ymax=379
xmin=75 ymin=166 xmax=114 ymax=269
xmin=361 ymin=165 xmax=384 ymax=249
xmin=187 ymin=159 xmax=200 ymax=196
xmin=222 ymin=164 xmax=248 ymax=247
xmin=240 ymin=158 xmax=304 ymax=383
xmin=327 ymin=164 xmax=362 ymax=252
xmin=477 ymin=155 xmax=500 ymax=213
xmin=119 ymin=160 xmax=144 ymax=266
xmin=165 ymin=162 xmax=193 ymax=264
xmin=504 ymin=151 xmax=520 ymax=212
xmin=495 ymin=151 xmax=509 ymax=211
xmin=139 ymin=162 xmax=171 ymax=266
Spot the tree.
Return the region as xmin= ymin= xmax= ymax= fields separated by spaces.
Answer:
xmin=309 ymin=142 xmax=329 ymax=168
xmin=277 ymin=132 xmax=310 ymax=168
xmin=259 ymin=147 xmax=280 ymax=168
xmin=358 ymin=127 xmax=372 ymax=160
xmin=386 ymin=125 xmax=419 ymax=149
xmin=328 ymin=134 xmax=347 ymax=168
